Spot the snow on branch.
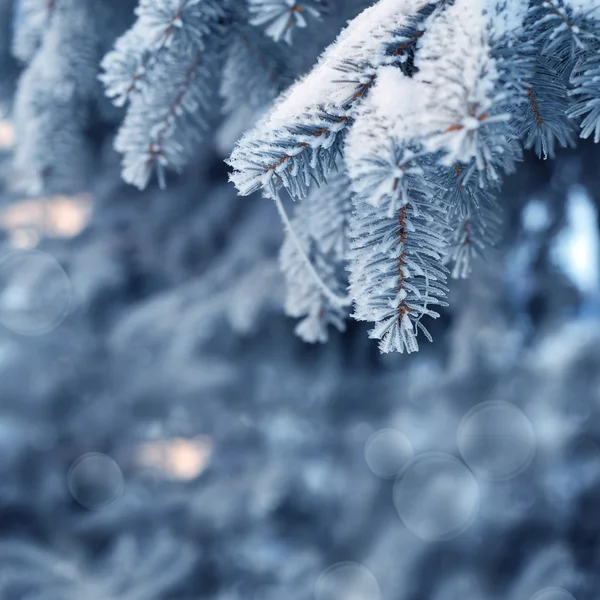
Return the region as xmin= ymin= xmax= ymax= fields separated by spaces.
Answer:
xmin=101 ymin=0 xmax=226 ymax=188
xmin=348 ymin=185 xmax=449 ymax=355
xmin=11 ymin=0 xmax=57 ymax=64
xmin=527 ymin=0 xmax=600 ymax=62
xmin=248 ymin=0 xmax=325 ymax=44
xmin=10 ymin=0 xmax=595 ymax=355
xmin=409 ymin=0 xmax=515 ymax=177
xmin=345 ymin=67 xmax=426 ymax=217
xmin=280 ymin=169 xmax=351 ymax=343
xmin=11 ymin=0 xmax=134 ymax=193
xmin=113 ymin=46 xmax=216 ymax=190
xmin=345 ymin=74 xmax=448 ymax=352
xmin=101 ymin=0 xmax=223 ymax=106
xmin=228 ymin=0 xmax=435 ymax=200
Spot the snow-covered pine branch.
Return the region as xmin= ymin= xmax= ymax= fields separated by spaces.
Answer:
xmin=11 ymin=0 xmax=56 ymax=64
xmin=5 ymin=0 xmax=600 ymax=354
xmin=280 ymin=169 xmax=351 ymax=343
xmin=100 ymin=0 xmax=227 ymax=189
xmin=404 ymin=0 xmax=519 ymax=278
xmin=227 ymin=0 xmax=435 ymax=199
xmin=407 ymin=0 xmax=514 ymax=176
xmin=229 ymin=0 xmax=516 ymax=351
xmin=526 ymin=1 xmax=600 ymax=147
xmin=348 ymin=175 xmax=449 ymax=354
xmin=228 ymin=0 xmax=600 ymax=353
xmin=248 ymin=0 xmax=326 ymax=44
xmin=100 ymin=0 xmax=354 ymax=189
xmin=10 ymin=0 xmax=136 ymax=193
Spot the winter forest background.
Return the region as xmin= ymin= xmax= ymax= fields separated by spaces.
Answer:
xmin=1 ymin=0 xmax=600 ymax=599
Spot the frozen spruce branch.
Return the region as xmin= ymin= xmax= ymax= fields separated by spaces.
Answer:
xmin=348 ymin=174 xmax=449 ymax=355
xmin=408 ymin=0 xmax=514 ymax=175
xmin=227 ymin=0 xmax=435 ymax=199
xmin=100 ymin=0 xmax=343 ymax=189
xmin=280 ymin=169 xmax=351 ymax=343
xmin=228 ymin=0 xmax=600 ymax=353
xmin=4 ymin=0 xmax=600 ymax=352
xmin=248 ymin=0 xmax=325 ymax=44
xmin=100 ymin=0 xmax=227 ymax=189
xmin=528 ymin=0 xmax=600 ymax=63
xmin=4 ymin=0 xmax=362 ymax=192
xmin=9 ymin=0 xmax=136 ymax=193
xmin=11 ymin=0 xmax=57 ymax=64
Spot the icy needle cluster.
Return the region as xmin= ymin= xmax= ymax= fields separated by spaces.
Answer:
xmin=5 ymin=0 xmax=600 ymax=354
xmin=229 ymin=0 xmax=600 ymax=353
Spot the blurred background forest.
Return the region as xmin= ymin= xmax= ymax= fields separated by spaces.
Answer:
xmin=1 ymin=1 xmax=600 ymax=599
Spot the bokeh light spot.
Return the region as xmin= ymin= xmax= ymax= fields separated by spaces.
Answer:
xmin=0 ymin=249 xmax=72 ymax=335
xmin=316 ymin=562 xmax=381 ymax=600
xmin=393 ymin=453 xmax=479 ymax=541
xmin=68 ymin=453 xmax=124 ymax=510
xmin=457 ymin=401 xmax=536 ymax=481
xmin=530 ymin=587 xmax=576 ymax=600
xmin=364 ymin=428 xmax=414 ymax=478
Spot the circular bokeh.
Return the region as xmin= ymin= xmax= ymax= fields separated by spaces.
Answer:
xmin=0 ymin=249 xmax=72 ymax=335
xmin=67 ymin=453 xmax=124 ymax=510
xmin=393 ymin=453 xmax=480 ymax=541
xmin=364 ymin=429 xmax=414 ymax=478
xmin=315 ymin=562 xmax=381 ymax=600
xmin=457 ymin=401 xmax=536 ymax=481
xmin=530 ymin=588 xmax=576 ymax=600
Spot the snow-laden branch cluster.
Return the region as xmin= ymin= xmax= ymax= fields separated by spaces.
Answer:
xmin=280 ymin=168 xmax=351 ymax=343
xmin=3 ymin=0 xmax=600 ymax=354
xmin=98 ymin=0 xmax=354 ymax=189
xmin=2 ymin=0 xmax=345 ymax=191
xmin=248 ymin=0 xmax=326 ymax=44
xmin=100 ymin=0 xmax=227 ymax=189
xmin=228 ymin=0 xmax=434 ymax=199
xmin=4 ymin=0 xmax=137 ymax=193
xmin=229 ymin=0 xmax=600 ymax=353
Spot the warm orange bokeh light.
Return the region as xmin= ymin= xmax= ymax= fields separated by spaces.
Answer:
xmin=136 ymin=436 xmax=213 ymax=480
xmin=1 ymin=194 xmax=93 ymax=247
xmin=0 ymin=120 xmax=14 ymax=150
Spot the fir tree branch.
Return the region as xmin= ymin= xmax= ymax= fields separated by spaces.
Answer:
xmin=12 ymin=0 xmax=57 ymax=63
xmin=101 ymin=0 xmax=227 ymax=188
xmin=248 ymin=0 xmax=325 ymax=44
xmin=280 ymin=169 xmax=352 ymax=342
xmin=228 ymin=0 xmax=435 ymax=199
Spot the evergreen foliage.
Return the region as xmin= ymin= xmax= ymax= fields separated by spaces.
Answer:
xmin=2 ymin=2 xmax=600 ymax=600
xmin=9 ymin=0 xmax=600 ymax=353
xmin=229 ymin=0 xmax=600 ymax=353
